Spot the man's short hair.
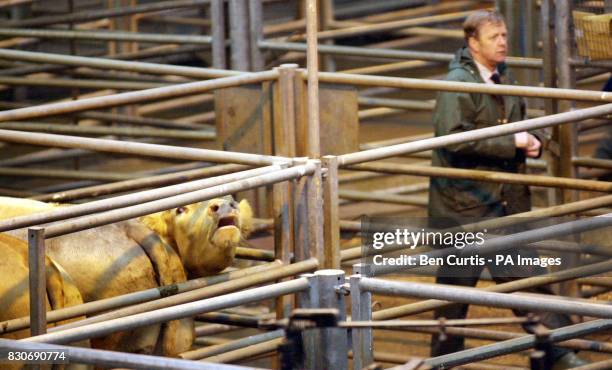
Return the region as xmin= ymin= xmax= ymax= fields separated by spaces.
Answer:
xmin=463 ymin=9 xmax=505 ymax=42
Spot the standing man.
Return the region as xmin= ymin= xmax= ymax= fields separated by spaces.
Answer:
xmin=428 ymin=9 xmax=588 ymax=369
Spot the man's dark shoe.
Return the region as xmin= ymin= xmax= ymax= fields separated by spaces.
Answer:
xmin=552 ymin=352 xmax=590 ymax=370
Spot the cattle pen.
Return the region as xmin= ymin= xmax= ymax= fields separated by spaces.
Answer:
xmin=0 ymin=1 xmax=611 ymax=370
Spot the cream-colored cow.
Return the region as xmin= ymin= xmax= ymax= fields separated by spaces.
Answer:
xmin=0 ymin=195 xmax=252 ymax=356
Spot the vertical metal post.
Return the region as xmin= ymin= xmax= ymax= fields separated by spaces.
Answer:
xmin=229 ymin=0 xmax=250 ymax=71
xmin=308 ymin=160 xmax=325 ymax=268
xmin=322 ymin=155 xmax=340 ymax=269
xmin=298 ymin=273 xmax=318 ymax=369
xmin=275 ymin=64 xmax=298 ymax=157
xmin=306 ymin=0 xmax=321 ymax=158
xmin=211 ymin=0 xmax=227 ymax=69
xmin=555 ymin=0 xmax=579 ymax=297
xmin=320 ymin=0 xmax=336 ymax=72
xmin=248 ymin=0 xmax=264 ymax=71
xmin=351 ymin=264 xmax=373 ymax=370
xmin=314 ymin=270 xmax=348 ymax=370
xmin=541 ymin=0 xmax=560 ymax=207
xmin=28 ymin=227 xmax=46 ymax=337
xmin=294 ymin=159 xmax=310 ymax=263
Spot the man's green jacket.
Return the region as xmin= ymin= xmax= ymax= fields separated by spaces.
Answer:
xmin=428 ymin=47 xmax=534 ymax=219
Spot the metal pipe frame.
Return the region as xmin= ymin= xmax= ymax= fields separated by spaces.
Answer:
xmin=0 ymin=70 xmax=277 ymax=122
xmin=0 ymin=338 xmax=263 ymax=370
xmin=24 ymin=277 xmax=310 ymax=345
xmin=43 ymin=162 xmax=315 ymax=238
xmin=425 ymin=319 xmax=612 ymax=369
xmin=337 ymin=103 xmax=612 ymax=166
xmin=0 ymin=129 xmax=284 ymax=166
xmin=371 ymin=212 xmax=612 ymax=276
xmin=371 ymin=258 xmax=612 ymax=320
xmin=0 ymin=47 xmax=238 ymax=79
xmin=49 ymin=258 xmax=318 ymax=333
xmin=347 ymin=162 xmax=612 ymax=192
xmin=0 ymin=27 xmax=214 ymax=44
xmin=0 ymin=122 xmax=216 ymax=140
xmin=0 ymin=165 xmax=278 ymax=232
xmin=261 ymin=41 xmax=543 ymax=69
xmin=180 ymin=329 xmax=284 ymax=360
xmin=0 ymin=261 xmax=284 ymax=335
xmin=5 ymin=0 xmax=212 ymax=28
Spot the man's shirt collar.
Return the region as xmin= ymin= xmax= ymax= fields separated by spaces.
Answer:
xmin=474 ymin=60 xmax=499 ymax=85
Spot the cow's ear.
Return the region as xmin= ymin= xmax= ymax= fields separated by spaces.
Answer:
xmin=238 ymin=199 xmax=253 ymax=237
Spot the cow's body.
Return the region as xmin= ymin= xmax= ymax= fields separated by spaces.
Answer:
xmin=0 ymin=196 xmax=252 ymax=357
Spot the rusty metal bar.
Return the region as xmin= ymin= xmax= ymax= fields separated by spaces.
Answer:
xmin=32 ymin=164 xmax=247 ymax=202
xmin=25 ymin=276 xmax=312 ymax=345
xmin=305 ymin=0 xmax=320 ymax=158
xmin=372 ymin=258 xmax=612 ymax=321
xmin=347 ymin=162 xmax=612 ymax=192
xmin=0 ymin=165 xmax=276 ymax=232
xmin=201 ymin=338 xmax=284 ymax=363
xmin=360 ymin=277 xmax=612 ymax=318
xmin=0 ymin=261 xmax=282 ymax=335
xmin=260 ymin=41 xmax=543 ymax=69
xmin=210 ymin=0 xmax=226 ymax=69
xmin=0 ymin=27 xmax=214 ymax=44
xmin=314 ymin=72 xmax=612 ymax=102
xmin=44 ymin=163 xmax=314 ymax=238
xmin=0 ymin=122 xmax=216 ymax=140
xmin=27 ymin=227 xmax=46 ymax=337
xmin=425 ymin=319 xmax=612 ymax=368
xmin=0 ymin=70 xmax=277 ymax=122
xmin=337 ymin=103 xmax=612 ymax=166
xmin=181 ymin=330 xmax=284 ymax=360
xmin=0 ymin=132 xmax=284 ymax=167
xmin=0 ymin=48 xmax=239 ymax=79
xmin=0 ymin=338 xmax=263 ymax=370
xmin=322 ymin=155 xmax=340 ymax=269
xmin=229 ymin=0 xmax=250 ymax=71
xmin=5 ymin=0 xmax=212 ymax=28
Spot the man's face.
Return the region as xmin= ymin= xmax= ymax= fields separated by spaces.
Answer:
xmin=469 ymin=21 xmax=508 ymax=70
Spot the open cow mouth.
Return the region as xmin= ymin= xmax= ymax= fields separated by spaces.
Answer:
xmin=217 ymin=216 xmax=237 ymax=228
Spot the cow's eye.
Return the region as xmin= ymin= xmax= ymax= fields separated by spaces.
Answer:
xmin=231 ymin=201 xmax=238 ymax=208
xmin=176 ymin=207 xmax=187 ymax=215
xmin=210 ymin=204 xmax=219 ymax=212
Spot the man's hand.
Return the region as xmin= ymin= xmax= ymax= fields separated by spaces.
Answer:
xmin=515 ymin=132 xmax=541 ymax=158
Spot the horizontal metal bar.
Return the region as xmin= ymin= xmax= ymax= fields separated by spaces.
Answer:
xmin=32 ymin=164 xmax=248 ymax=203
xmin=337 ymin=103 xmax=612 ymax=166
xmin=260 ymin=41 xmax=542 ymax=69
xmin=0 ymin=28 xmax=214 ymax=44
xmin=24 ymin=278 xmax=309 ymax=345
xmin=0 ymin=165 xmax=275 ymax=232
xmin=316 ymin=72 xmax=612 ymax=102
xmin=6 ymin=0 xmax=212 ymax=28
xmin=0 ymin=122 xmax=216 ymax=140
xmin=371 ymin=258 xmax=612 ymax=320
xmin=0 ymin=70 xmax=277 ymax=122
xmin=0 ymin=129 xmax=285 ymax=166
xmin=0 ymin=261 xmax=283 ymax=334
xmin=359 ymin=277 xmax=612 ymax=318
xmin=49 ymin=259 xmax=317 ymax=334
xmin=0 ymin=338 xmax=261 ymax=370
xmin=347 ymin=162 xmax=612 ymax=192
xmin=425 ymin=319 xmax=612 ymax=368
xmin=371 ymin=213 xmax=612 ymax=276
xmin=0 ymin=47 xmax=238 ymax=79
xmin=44 ymin=163 xmax=315 ymax=238
xmin=180 ymin=329 xmax=284 ymax=360
xmin=0 ymin=76 xmax=166 ymax=90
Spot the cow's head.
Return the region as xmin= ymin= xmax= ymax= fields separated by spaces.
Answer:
xmin=143 ymin=196 xmax=252 ymax=278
